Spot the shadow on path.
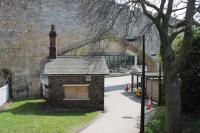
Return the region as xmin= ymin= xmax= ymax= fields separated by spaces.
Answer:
xmin=121 ymin=91 xmax=141 ymax=104
xmin=104 ymin=84 xmax=125 ymax=92
xmin=121 ymin=115 xmax=140 ymax=129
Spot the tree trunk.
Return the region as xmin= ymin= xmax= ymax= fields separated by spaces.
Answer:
xmin=160 ymin=34 xmax=182 ymax=133
xmin=165 ymin=72 xmax=181 ymax=133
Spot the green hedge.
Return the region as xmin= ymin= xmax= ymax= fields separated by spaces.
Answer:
xmin=180 ymin=28 xmax=200 ymax=113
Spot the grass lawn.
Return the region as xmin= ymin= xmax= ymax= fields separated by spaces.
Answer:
xmin=0 ymin=99 xmax=99 ymax=133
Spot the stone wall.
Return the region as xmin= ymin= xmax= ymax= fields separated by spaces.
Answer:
xmin=0 ymin=0 xmax=88 ymax=98
xmin=47 ymin=75 xmax=104 ymax=110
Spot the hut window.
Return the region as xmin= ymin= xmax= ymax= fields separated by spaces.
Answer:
xmin=63 ymin=84 xmax=89 ymax=100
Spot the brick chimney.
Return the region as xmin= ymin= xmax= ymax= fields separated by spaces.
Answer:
xmin=49 ymin=24 xmax=57 ymax=59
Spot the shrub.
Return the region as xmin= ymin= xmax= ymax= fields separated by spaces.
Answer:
xmin=145 ymin=107 xmax=165 ymax=133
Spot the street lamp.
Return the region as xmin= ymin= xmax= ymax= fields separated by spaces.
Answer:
xmin=126 ymin=37 xmax=138 ymax=92
xmin=126 ymin=35 xmax=145 ymax=133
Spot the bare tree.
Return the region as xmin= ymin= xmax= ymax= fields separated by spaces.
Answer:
xmin=78 ymin=0 xmax=200 ymax=132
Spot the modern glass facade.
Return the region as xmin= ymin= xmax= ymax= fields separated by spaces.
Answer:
xmin=104 ymin=55 xmax=142 ymax=70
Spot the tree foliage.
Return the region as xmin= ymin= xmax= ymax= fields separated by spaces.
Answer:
xmin=172 ymin=36 xmax=183 ymax=59
xmin=170 ymin=27 xmax=200 ymax=113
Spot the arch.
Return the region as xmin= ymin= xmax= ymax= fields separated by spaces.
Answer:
xmin=57 ymin=35 xmax=157 ymax=71
xmin=57 ymin=38 xmax=93 ymax=56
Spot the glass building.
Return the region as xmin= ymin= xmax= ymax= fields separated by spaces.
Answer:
xmin=63 ymin=42 xmax=143 ymax=71
xmin=103 ymin=55 xmax=142 ymax=70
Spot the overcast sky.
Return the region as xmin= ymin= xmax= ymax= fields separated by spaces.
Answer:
xmin=115 ymin=0 xmax=199 ymax=20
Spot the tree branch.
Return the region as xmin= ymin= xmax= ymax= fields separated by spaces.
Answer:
xmin=169 ymin=19 xmax=200 ymax=29
xmin=160 ymin=0 xmax=166 ymax=11
xmin=139 ymin=0 xmax=157 ymax=24
xmin=172 ymin=6 xmax=187 ymax=12
xmin=143 ymin=0 xmax=160 ymax=12
xmin=166 ymin=0 xmax=174 ymax=22
xmin=169 ymin=28 xmax=186 ymax=43
xmin=92 ymin=2 xmax=127 ymax=41
xmin=194 ymin=20 xmax=200 ymax=26
xmin=195 ymin=5 xmax=200 ymax=13
xmin=169 ymin=20 xmax=185 ymax=28
xmin=176 ymin=0 xmax=196 ymax=69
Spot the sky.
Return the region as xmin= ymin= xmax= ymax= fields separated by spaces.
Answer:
xmin=115 ymin=0 xmax=199 ymax=20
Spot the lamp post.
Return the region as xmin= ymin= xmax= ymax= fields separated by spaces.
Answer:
xmin=126 ymin=35 xmax=145 ymax=133
xmin=126 ymin=38 xmax=138 ymax=92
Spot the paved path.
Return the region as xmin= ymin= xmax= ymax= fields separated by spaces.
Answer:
xmin=79 ymin=76 xmax=141 ymax=133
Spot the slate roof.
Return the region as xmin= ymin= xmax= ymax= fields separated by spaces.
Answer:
xmin=43 ymin=57 xmax=109 ymax=75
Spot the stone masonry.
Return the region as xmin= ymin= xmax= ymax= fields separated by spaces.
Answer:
xmin=47 ymin=75 xmax=104 ymax=110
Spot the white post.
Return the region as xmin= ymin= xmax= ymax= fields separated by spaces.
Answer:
xmin=0 ymin=84 xmax=9 ymax=106
xmin=134 ymin=55 xmax=138 ymax=66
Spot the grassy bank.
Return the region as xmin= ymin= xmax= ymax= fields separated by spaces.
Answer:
xmin=145 ymin=107 xmax=200 ymax=133
xmin=145 ymin=107 xmax=165 ymax=133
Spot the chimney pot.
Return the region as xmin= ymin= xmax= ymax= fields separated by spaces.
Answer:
xmin=49 ymin=24 xmax=57 ymax=59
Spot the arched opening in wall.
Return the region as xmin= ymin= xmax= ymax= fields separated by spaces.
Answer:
xmin=1 ymin=68 xmax=14 ymax=99
xmin=58 ymin=36 xmax=157 ymax=72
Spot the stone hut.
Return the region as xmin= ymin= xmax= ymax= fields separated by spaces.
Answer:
xmin=42 ymin=25 xmax=109 ymax=110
